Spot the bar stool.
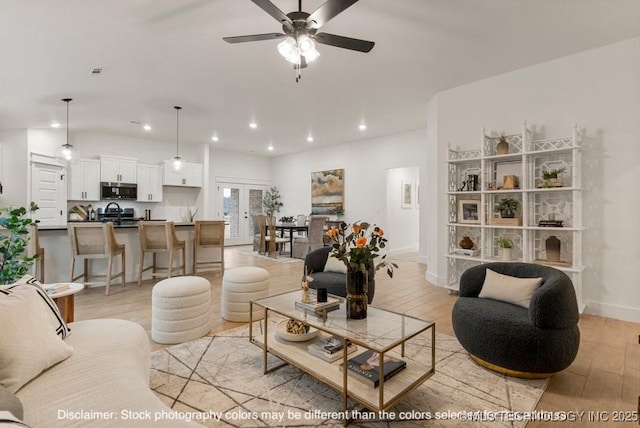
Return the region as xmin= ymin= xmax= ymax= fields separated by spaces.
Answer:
xmin=138 ymin=221 xmax=185 ymax=286
xmin=67 ymin=222 xmax=126 ymax=296
xmin=33 ymin=224 xmax=45 ymax=283
xmin=193 ymin=220 xmax=225 ymax=274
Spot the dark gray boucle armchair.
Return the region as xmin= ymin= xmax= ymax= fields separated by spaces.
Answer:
xmin=451 ymin=262 xmax=580 ymax=377
xmin=303 ymin=247 xmax=376 ymax=304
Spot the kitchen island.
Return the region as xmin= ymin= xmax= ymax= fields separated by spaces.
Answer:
xmin=38 ymin=222 xmax=197 ymax=287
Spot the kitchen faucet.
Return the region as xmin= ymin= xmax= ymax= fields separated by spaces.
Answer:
xmin=104 ymin=202 xmax=122 ymax=226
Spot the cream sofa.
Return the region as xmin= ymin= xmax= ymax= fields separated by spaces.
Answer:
xmin=14 ymin=319 xmax=199 ymax=427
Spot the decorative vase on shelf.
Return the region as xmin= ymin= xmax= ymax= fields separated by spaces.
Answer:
xmin=496 ymin=135 xmax=509 ymax=155
xmin=502 ymin=248 xmax=512 ymax=261
xmin=345 ymin=269 xmax=368 ymax=320
xmin=459 ymin=236 xmax=474 ymax=250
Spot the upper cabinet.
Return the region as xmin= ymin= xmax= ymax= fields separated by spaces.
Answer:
xmin=100 ymin=155 xmax=137 ymax=183
xmin=162 ymin=161 xmax=202 ymax=187
xmin=68 ymin=159 xmax=100 ymax=201
xmin=137 ymin=164 xmax=163 ymax=202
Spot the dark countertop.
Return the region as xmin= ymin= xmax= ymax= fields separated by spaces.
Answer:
xmin=39 ymin=222 xmax=194 ymax=232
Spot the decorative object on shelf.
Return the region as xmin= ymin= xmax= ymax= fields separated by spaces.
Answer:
xmin=168 ymin=106 xmax=184 ymax=173
xmin=496 ymin=133 xmax=509 ymax=155
xmin=467 ymin=174 xmax=479 ymax=191
xmin=502 ymin=175 xmax=518 ymax=189
xmin=495 ymin=197 xmax=519 ymax=219
xmin=541 ymin=167 xmax=566 ymax=188
xmin=263 ymin=186 xmax=283 ymax=216
xmin=459 ymin=236 xmax=474 ymax=250
xmin=54 ymin=98 xmax=80 ymax=164
xmin=0 ymin=202 xmax=40 ymax=284
xmin=276 ymin=319 xmax=318 ymax=342
xmin=497 ymin=237 xmax=513 ymax=261
xmin=326 ymin=221 xmax=397 ymax=319
xmin=545 ymin=236 xmax=561 ymax=262
xmin=332 ymin=205 xmax=344 ymax=220
xmin=538 ymin=219 xmax=563 ymax=227
xmin=311 ymin=169 xmax=344 ymax=215
xmin=457 ymin=199 xmax=481 ymax=224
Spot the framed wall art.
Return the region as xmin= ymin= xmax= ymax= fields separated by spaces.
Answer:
xmin=401 ymin=180 xmax=413 ymax=209
xmin=458 ymin=199 xmax=481 ymax=224
xmin=311 ymin=169 xmax=344 ymax=215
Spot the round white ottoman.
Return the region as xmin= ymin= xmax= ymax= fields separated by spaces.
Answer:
xmin=222 ymin=267 xmax=270 ymax=322
xmin=152 ymin=276 xmax=212 ymax=344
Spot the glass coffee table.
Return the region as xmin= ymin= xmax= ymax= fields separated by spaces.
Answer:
xmin=250 ymin=290 xmax=435 ymax=425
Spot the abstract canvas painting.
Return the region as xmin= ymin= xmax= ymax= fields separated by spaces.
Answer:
xmin=311 ymin=169 xmax=344 ymax=215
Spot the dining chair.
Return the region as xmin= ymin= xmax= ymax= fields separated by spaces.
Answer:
xmin=257 ymin=214 xmax=267 ymax=254
xmin=265 ymin=215 xmax=288 ymax=257
xmin=251 ymin=213 xmax=262 ymax=252
xmin=292 ymin=215 xmax=327 ymax=259
xmin=193 ymin=220 xmax=225 ymax=274
xmin=67 ymin=222 xmax=125 ymax=295
xmin=296 ymin=214 xmax=307 ymax=236
xmin=137 ymin=221 xmax=185 ymax=285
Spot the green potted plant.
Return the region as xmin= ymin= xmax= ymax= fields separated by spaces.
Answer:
xmin=497 ymin=237 xmax=513 ymax=261
xmin=0 ymin=202 xmax=40 ymax=284
xmin=495 ymin=197 xmax=519 ymax=218
xmin=541 ymin=167 xmax=566 ymax=188
xmin=332 ymin=205 xmax=344 ymax=220
xmin=263 ymin=186 xmax=283 ymax=217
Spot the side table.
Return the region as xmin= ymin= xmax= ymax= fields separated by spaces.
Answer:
xmin=46 ymin=283 xmax=84 ymax=323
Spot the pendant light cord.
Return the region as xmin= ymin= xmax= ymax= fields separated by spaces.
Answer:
xmin=62 ymin=98 xmax=72 ymax=146
xmin=174 ymin=106 xmax=182 ymax=157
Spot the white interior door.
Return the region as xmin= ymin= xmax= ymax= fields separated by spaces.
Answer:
xmin=217 ymin=182 xmax=266 ymax=245
xmin=31 ymin=162 xmax=66 ymax=226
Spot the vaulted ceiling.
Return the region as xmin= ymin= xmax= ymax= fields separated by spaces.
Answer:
xmin=1 ymin=0 xmax=639 ymax=155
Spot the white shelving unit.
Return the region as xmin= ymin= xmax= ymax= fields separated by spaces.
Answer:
xmin=444 ymin=121 xmax=584 ymax=311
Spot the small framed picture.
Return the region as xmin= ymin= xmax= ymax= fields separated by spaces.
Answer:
xmin=401 ymin=180 xmax=413 ymax=209
xmin=458 ymin=199 xmax=481 ymax=224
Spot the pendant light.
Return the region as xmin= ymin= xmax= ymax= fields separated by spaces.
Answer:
xmin=54 ymin=98 xmax=80 ymax=163
xmin=169 ymin=106 xmax=184 ymax=173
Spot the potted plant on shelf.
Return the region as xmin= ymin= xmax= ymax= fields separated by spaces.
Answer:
xmin=332 ymin=205 xmax=344 ymax=220
xmin=495 ymin=197 xmax=519 ymax=218
xmin=263 ymin=186 xmax=283 ymax=217
xmin=497 ymin=237 xmax=513 ymax=261
xmin=541 ymin=167 xmax=566 ymax=188
xmin=0 ymin=203 xmax=40 ymax=284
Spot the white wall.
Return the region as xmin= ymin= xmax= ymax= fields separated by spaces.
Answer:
xmin=386 ymin=166 xmax=420 ymax=253
xmin=0 ymin=130 xmax=29 ymax=208
xmin=272 ymin=128 xmax=427 ymax=254
xmin=424 ymin=36 xmax=640 ymax=322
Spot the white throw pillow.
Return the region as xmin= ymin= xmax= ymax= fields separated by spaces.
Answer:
xmin=0 ymin=287 xmax=73 ymax=393
xmin=478 ymin=268 xmax=542 ymax=308
xmin=0 ymin=275 xmax=70 ymax=338
xmin=324 ymin=256 xmax=347 ymax=274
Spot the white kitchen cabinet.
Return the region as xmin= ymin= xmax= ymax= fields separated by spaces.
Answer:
xmin=100 ymin=155 xmax=137 ymax=183
xmin=137 ymin=164 xmax=163 ymax=202
xmin=445 ymin=121 xmax=584 ymax=311
xmin=162 ymin=161 xmax=202 ymax=187
xmin=68 ymin=159 xmax=100 ymax=201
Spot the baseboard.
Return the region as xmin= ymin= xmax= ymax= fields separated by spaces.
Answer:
xmin=583 ymin=301 xmax=640 ymax=323
xmin=386 ymin=246 xmax=418 ymax=255
xmin=426 ymin=270 xmax=447 ymax=287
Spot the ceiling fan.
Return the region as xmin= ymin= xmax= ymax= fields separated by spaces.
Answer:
xmin=223 ymin=0 xmax=374 ymax=80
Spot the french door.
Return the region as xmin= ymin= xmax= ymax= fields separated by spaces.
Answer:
xmin=216 ymin=182 xmax=266 ymax=245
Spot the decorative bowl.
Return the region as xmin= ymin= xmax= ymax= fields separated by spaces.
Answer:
xmin=276 ymin=320 xmax=318 ymax=342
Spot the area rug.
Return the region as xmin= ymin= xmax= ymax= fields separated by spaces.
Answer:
xmin=150 ymin=322 xmax=548 ymax=427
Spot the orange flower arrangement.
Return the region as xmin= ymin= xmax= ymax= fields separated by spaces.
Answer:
xmin=327 ymin=221 xmax=397 ymax=277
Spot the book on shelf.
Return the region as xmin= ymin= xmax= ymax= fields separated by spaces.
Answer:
xmin=340 ymin=350 xmax=406 ymax=388
xmin=452 ymin=248 xmax=479 ymax=257
xmin=307 ymin=336 xmax=357 ymax=362
xmin=295 ymin=297 xmax=340 ymax=314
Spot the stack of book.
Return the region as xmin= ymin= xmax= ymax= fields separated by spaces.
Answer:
xmin=295 ymin=297 xmax=340 ymax=314
xmin=307 ymin=336 xmax=357 ymax=362
xmin=341 ymin=350 xmax=406 ymax=388
xmin=452 ymin=248 xmax=480 ymax=257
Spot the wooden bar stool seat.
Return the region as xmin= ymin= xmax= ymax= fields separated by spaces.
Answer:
xmin=67 ymin=222 xmax=125 ymax=296
xmin=193 ymin=220 xmax=225 ymax=274
xmin=138 ymin=221 xmax=185 ymax=285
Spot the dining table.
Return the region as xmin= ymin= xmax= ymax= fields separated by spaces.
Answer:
xmin=274 ymin=223 xmax=308 ymax=257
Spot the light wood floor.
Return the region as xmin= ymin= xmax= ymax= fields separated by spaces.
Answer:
xmin=73 ymin=245 xmax=639 ymax=427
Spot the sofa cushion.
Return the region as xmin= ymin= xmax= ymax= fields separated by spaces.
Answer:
xmin=324 ymin=256 xmax=347 ymax=274
xmin=0 ymin=386 xmax=23 ymax=420
xmin=0 ymin=287 xmax=73 ymax=393
xmin=478 ymin=268 xmax=542 ymax=308
xmin=0 ymin=274 xmax=71 ymax=338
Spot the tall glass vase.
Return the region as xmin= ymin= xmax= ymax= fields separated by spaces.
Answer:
xmin=346 ymin=269 xmax=368 ymax=319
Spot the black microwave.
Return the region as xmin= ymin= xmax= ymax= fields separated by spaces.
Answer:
xmin=101 ymin=182 xmax=137 ymax=200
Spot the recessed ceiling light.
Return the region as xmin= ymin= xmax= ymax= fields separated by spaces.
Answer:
xmin=267 ymin=144 xmax=274 ymax=151
xmin=249 ymin=122 xmax=258 ymax=129
xmin=307 ymin=135 xmax=314 ymax=143
xmin=359 ymin=123 xmax=367 ymax=131
xmin=143 ymin=124 xmax=152 ymax=131
xmin=51 ymin=122 xmax=61 ymax=128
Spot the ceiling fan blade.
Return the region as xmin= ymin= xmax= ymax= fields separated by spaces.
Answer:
xmin=223 ymin=33 xmax=285 ymax=44
xmin=307 ymin=0 xmax=359 ymax=29
xmin=314 ymin=32 xmax=374 ymax=52
xmin=250 ymin=0 xmax=293 ymax=25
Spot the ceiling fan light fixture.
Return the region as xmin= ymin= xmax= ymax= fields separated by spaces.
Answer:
xmin=54 ymin=98 xmax=80 ymax=164
xmin=297 ymin=34 xmax=314 ymax=53
xmin=302 ymin=46 xmax=320 ymax=62
xmin=277 ymin=36 xmax=297 ymax=58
